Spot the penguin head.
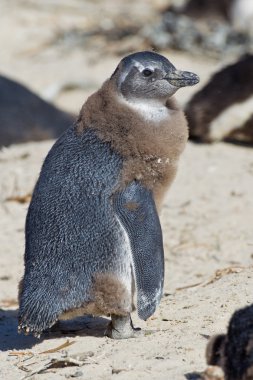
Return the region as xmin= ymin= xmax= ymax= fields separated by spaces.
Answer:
xmin=112 ymin=51 xmax=199 ymax=103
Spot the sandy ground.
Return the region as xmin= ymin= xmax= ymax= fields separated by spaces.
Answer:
xmin=1 ymin=1 xmax=253 ymax=379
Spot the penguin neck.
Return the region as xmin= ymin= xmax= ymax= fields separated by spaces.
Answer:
xmin=119 ymin=96 xmax=170 ymax=123
xmin=77 ymin=78 xmax=187 ymax=162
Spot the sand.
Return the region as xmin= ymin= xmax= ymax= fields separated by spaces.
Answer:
xmin=1 ymin=1 xmax=253 ymax=379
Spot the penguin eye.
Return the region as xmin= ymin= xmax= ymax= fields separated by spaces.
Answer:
xmin=142 ymin=69 xmax=153 ymax=77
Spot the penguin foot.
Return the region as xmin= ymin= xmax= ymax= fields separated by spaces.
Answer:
xmin=105 ymin=314 xmax=143 ymax=339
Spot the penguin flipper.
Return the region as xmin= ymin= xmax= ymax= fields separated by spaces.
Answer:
xmin=113 ymin=181 xmax=164 ymax=321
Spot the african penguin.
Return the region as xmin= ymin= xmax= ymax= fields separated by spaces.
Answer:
xmin=0 ymin=75 xmax=74 ymax=147
xmin=206 ymin=304 xmax=253 ymax=380
xmin=18 ymin=51 xmax=199 ymax=339
xmin=185 ymin=54 xmax=253 ymax=146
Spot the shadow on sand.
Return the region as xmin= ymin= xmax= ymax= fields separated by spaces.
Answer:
xmin=0 ymin=308 xmax=109 ymax=351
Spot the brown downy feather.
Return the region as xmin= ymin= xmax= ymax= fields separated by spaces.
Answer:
xmin=76 ymin=79 xmax=188 ymax=208
xmin=60 ymin=273 xmax=132 ymax=320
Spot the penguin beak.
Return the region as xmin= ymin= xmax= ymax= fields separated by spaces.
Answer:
xmin=165 ymin=70 xmax=200 ymax=88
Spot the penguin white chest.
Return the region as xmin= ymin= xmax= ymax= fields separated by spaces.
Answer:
xmin=209 ymin=94 xmax=253 ymax=140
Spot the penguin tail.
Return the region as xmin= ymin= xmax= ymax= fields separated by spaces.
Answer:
xmin=18 ymin=290 xmax=61 ymax=338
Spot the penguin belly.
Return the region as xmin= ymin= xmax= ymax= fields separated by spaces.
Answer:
xmin=18 ymin=127 xmax=133 ymax=335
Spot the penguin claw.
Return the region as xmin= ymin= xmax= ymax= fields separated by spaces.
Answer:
xmin=18 ymin=321 xmax=41 ymax=338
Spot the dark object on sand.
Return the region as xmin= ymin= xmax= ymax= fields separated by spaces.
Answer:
xmin=0 ymin=75 xmax=75 ymax=147
xmin=206 ymin=304 xmax=253 ymax=380
xmin=181 ymin=0 xmax=232 ymax=21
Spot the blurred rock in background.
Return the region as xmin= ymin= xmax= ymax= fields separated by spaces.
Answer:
xmin=143 ymin=0 xmax=253 ymax=58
